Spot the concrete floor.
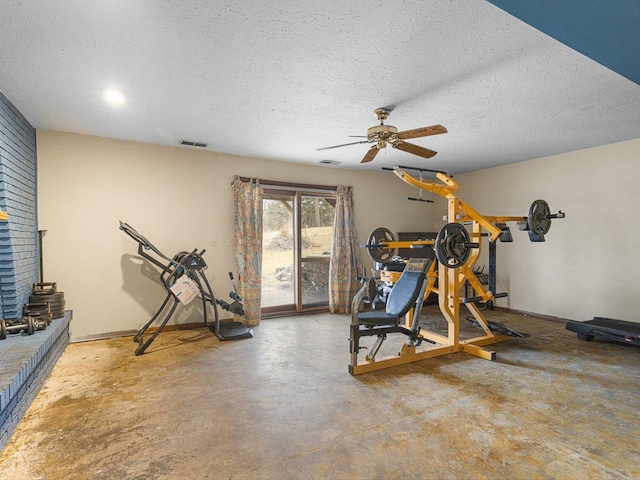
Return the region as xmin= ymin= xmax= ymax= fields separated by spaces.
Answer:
xmin=0 ymin=306 xmax=639 ymax=480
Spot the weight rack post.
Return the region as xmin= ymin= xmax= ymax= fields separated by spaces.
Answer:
xmin=488 ymin=240 xmax=496 ymax=310
xmin=38 ymin=230 xmax=47 ymax=284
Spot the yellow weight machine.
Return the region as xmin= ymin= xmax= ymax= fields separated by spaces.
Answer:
xmin=349 ymin=165 xmax=564 ymax=375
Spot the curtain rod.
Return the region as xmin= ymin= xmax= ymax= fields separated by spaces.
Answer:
xmin=237 ymin=176 xmax=337 ymax=192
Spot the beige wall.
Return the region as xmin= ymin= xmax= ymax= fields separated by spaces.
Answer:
xmin=37 ymin=130 xmax=640 ymax=341
xmin=36 ymin=130 xmax=441 ymax=341
xmin=454 ymin=137 xmax=640 ymax=322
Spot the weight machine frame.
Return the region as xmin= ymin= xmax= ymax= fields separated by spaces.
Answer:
xmin=349 ymin=166 xmax=532 ymax=375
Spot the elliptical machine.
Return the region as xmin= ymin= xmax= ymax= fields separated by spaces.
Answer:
xmin=119 ymin=221 xmax=252 ymax=356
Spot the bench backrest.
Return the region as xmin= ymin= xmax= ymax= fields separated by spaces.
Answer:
xmin=385 ymin=258 xmax=431 ymax=317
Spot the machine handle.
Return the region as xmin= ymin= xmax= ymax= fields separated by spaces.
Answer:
xmin=462 ymin=292 xmax=508 ymax=304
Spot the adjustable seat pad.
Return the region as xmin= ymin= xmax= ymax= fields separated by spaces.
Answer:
xmin=358 ymin=258 xmax=431 ymax=326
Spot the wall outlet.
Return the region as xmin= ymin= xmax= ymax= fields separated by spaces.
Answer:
xmin=227 ymin=238 xmax=234 ymax=246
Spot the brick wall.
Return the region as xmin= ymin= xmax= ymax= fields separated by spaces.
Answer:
xmin=0 ymin=91 xmax=38 ymax=319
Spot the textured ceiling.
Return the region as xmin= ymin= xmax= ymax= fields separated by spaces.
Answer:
xmin=488 ymin=0 xmax=640 ymax=86
xmin=1 ymin=0 xmax=639 ymax=174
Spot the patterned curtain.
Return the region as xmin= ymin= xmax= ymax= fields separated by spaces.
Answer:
xmin=232 ymin=176 xmax=263 ymax=326
xmin=329 ymin=185 xmax=364 ymax=313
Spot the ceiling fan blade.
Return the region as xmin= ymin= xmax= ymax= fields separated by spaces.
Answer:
xmin=361 ymin=145 xmax=380 ymax=163
xmin=316 ymin=140 xmax=370 ymax=151
xmin=392 ymin=140 xmax=437 ymax=159
xmin=396 ymin=124 xmax=447 ymax=140
xmin=348 ymin=135 xmax=368 ymax=138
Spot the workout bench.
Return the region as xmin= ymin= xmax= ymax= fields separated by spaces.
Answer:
xmin=350 ymin=258 xmax=433 ymax=374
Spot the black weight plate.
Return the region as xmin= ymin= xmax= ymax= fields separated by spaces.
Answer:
xmin=365 ymin=278 xmax=378 ymax=304
xmin=366 ymin=227 xmax=397 ymax=263
xmin=41 ymin=301 xmax=65 ymax=308
xmin=527 ymin=199 xmax=552 ymax=235
xmin=27 ymin=317 xmax=35 ymax=335
xmin=32 ymin=282 xmax=57 ymax=294
xmin=24 ymin=305 xmax=50 ymax=312
xmin=25 ymin=302 xmax=64 ymax=312
xmin=0 ymin=320 xmax=6 ymax=340
xmin=26 ymin=304 xmax=63 ymax=315
xmin=434 ymin=223 xmax=472 ymax=268
xmin=24 ymin=304 xmax=50 ymax=314
xmin=24 ymin=308 xmax=51 ymax=316
xmin=29 ymin=292 xmax=64 ymax=303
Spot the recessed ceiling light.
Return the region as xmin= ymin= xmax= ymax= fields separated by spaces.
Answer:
xmin=101 ymin=87 xmax=126 ymax=106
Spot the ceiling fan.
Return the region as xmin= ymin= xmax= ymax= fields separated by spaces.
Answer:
xmin=317 ymin=108 xmax=447 ymax=163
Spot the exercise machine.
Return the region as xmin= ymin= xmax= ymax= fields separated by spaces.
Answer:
xmin=566 ymin=317 xmax=640 ymax=346
xmin=120 ymin=221 xmax=252 ymax=356
xmin=349 ymin=166 xmax=564 ymax=375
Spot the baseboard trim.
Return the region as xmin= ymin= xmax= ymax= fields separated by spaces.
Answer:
xmin=70 ymin=321 xmax=214 ymax=344
xmin=492 ymin=306 xmax=567 ymax=323
xmin=71 ymin=307 xmax=567 ymax=343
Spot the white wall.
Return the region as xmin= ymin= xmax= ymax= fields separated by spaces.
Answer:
xmin=454 ymin=138 xmax=640 ymax=322
xmin=36 ymin=130 xmax=441 ymax=340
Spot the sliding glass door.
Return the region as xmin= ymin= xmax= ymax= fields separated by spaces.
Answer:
xmin=261 ymin=189 xmax=335 ymax=314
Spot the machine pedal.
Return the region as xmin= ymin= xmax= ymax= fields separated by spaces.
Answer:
xmin=216 ymin=321 xmax=253 ymax=341
xmin=465 ymin=317 xmax=530 ymax=338
xmin=527 ymin=231 xmax=545 ymax=242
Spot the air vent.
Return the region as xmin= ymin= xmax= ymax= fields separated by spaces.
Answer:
xmin=319 ymin=160 xmax=341 ymax=165
xmin=179 ymin=140 xmax=209 ymax=148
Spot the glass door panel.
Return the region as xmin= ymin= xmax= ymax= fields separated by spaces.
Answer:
xmin=261 ymin=194 xmax=295 ymax=309
xmin=301 ymin=259 xmax=330 ymax=306
xmin=300 ymin=195 xmax=334 ymax=307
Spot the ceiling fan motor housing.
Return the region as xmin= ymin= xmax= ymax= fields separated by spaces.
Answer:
xmin=367 ymin=124 xmax=398 ymax=148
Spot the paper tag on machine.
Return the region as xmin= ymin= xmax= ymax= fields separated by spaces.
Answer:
xmin=170 ymin=275 xmax=199 ymax=305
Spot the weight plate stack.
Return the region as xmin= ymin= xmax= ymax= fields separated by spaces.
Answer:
xmin=30 ymin=283 xmax=66 ymax=319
